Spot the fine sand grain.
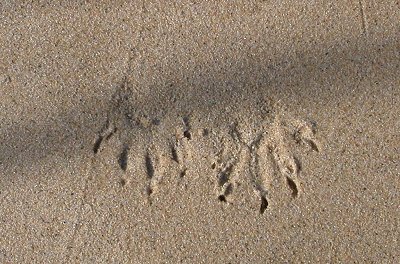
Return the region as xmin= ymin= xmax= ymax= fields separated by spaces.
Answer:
xmin=0 ymin=1 xmax=399 ymax=263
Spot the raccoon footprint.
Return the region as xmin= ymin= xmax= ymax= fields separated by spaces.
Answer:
xmin=264 ymin=117 xmax=319 ymax=200
xmin=91 ymin=79 xmax=187 ymax=198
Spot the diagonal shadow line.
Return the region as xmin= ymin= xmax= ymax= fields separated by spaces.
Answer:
xmin=0 ymin=32 xmax=398 ymax=175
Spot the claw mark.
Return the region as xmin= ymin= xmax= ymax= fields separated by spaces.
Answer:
xmin=179 ymin=168 xmax=187 ymax=178
xmin=214 ymin=121 xmax=248 ymax=203
xmin=105 ymin=127 xmax=116 ymax=140
xmin=182 ymin=116 xmax=192 ymax=140
xmin=286 ymin=177 xmax=298 ymax=198
xmin=170 ymin=139 xmax=189 ymax=182
xmin=218 ymin=195 xmax=227 ymax=203
xmin=183 ymin=130 xmax=191 ymax=140
xmin=182 ymin=116 xmax=190 ymax=127
xmin=216 ymin=158 xmax=238 ymax=202
xmin=144 ymin=152 xmax=156 ymax=202
xmin=119 ymin=178 xmax=127 ymax=187
xmin=145 ymin=152 xmax=155 ymax=179
xmin=93 ymin=136 xmax=103 ymax=154
xmin=146 ymin=185 xmax=153 ymax=197
xmin=304 ymin=138 xmax=319 ymax=152
xmin=217 ymin=162 xmax=234 ymax=187
xmin=358 ymin=0 xmax=369 ymax=36
xmin=218 ymin=183 xmax=232 ymax=203
xmin=93 ymin=119 xmax=116 ymax=155
xmin=259 ymin=196 xmax=268 ymax=214
xmin=118 ymin=145 xmax=129 ymax=171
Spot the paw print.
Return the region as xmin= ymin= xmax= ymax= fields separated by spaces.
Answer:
xmin=92 ymin=79 xmax=190 ymax=203
xmin=91 ymin=78 xmax=320 ymax=213
xmin=212 ymin=114 xmax=320 ymax=214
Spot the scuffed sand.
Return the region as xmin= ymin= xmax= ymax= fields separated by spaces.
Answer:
xmin=0 ymin=1 xmax=399 ymax=263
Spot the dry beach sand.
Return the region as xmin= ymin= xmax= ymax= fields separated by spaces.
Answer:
xmin=0 ymin=1 xmax=399 ymax=263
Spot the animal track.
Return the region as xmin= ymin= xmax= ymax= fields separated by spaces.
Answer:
xmin=211 ymin=115 xmax=319 ymax=214
xmin=92 ymin=78 xmax=191 ymax=202
xmin=182 ymin=116 xmax=192 ymax=140
xmin=92 ymin=78 xmax=320 ymax=213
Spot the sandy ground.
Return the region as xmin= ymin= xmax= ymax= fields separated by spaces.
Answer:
xmin=0 ymin=1 xmax=399 ymax=263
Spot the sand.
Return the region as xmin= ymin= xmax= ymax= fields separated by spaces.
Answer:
xmin=0 ymin=1 xmax=399 ymax=263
